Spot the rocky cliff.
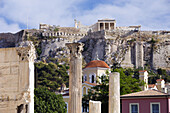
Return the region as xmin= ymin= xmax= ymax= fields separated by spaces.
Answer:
xmin=0 ymin=29 xmax=170 ymax=71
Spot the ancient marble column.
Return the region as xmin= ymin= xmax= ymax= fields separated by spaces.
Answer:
xmin=103 ymin=22 xmax=105 ymax=30
xmin=66 ymin=42 xmax=84 ymax=113
xmin=109 ymin=72 xmax=120 ymax=113
xmin=89 ymin=100 xmax=101 ymax=113
xmin=17 ymin=42 xmax=36 ymax=113
xmin=108 ymin=23 xmax=111 ymax=30
xmin=98 ymin=22 xmax=100 ymax=31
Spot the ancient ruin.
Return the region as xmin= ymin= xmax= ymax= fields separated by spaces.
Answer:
xmin=66 ymin=42 xmax=121 ymax=113
xmin=66 ymin=42 xmax=84 ymax=113
xmin=0 ymin=42 xmax=35 ymax=113
xmin=1 ymin=19 xmax=169 ymax=72
xmin=89 ymin=100 xmax=101 ymax=113
xmin=109 ymin=72 xmax=120 ymax=113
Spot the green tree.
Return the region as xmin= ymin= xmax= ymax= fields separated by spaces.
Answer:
xmin=83 ymin=75 xmax=109 ymax=113
xmin=35 ymin=62 xmax=69 ymax=91
xmin=157 ymin=68 xmax=170 ymax=82
xmin=34 ymin=87 xmax=67 ymax=113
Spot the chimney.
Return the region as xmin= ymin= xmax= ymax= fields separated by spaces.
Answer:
xmin=156 ymin=79 xmax=165 ymax=91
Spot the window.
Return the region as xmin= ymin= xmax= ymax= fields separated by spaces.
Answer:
xmin=130 ymin=103 xmax=139 ymax=113
xmin=89 ymin=74 xmax=96 ymax=83
xmin=92 ymin=75 xmax=95 ymax=83
xmin=84 ymin=75 xmax=87 ymax=82
xmin=150 ymin=103 xmax=160 ymax=113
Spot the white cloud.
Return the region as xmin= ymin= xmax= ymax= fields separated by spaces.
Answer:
xmin=0 ymin=0 xmax=83 ymax=29
xmin=0 ymin=18 xmax=20 ymax=33
xmin=0 ymin=0 xmax=170 ymax=33
xmin=77 ymin=0 xmax=170 ymax=30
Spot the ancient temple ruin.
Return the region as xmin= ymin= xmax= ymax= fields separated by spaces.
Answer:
xmin=0 ymin=43 xmax=35 ymax=113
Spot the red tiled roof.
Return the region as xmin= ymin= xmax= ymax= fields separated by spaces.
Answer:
xmin=62 ymin=93 xmax=69 ymax=96
xmin=84 ymin=60 xmax=110 ymax=69
xmin=83 ymin=81 xmax=97 ymax=86
xmin=139 ymin=70 xmax=147 ymax=72
xmin=121 ymin=90 xmax=167 ymax=98
xmin=148 ymin=84 xmax=155 ymax=88
xmin=156 ymin=79 xmax=164 ymax=81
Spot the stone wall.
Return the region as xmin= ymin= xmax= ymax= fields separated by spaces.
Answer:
xmin=0 ymin=45 xmax=35 ymax=113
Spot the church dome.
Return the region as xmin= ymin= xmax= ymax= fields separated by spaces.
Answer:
xmin=84 ymin=60 xmax=110 ymax=69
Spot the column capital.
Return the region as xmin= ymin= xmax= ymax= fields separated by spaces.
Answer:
xmin=16 ymin=42 xmax=36 ymax=62
xmin=66 ymin=42 xmax=84 ymax=58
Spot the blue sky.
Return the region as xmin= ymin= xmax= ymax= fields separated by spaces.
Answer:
xmin=0 ymin=0 xmax=170 ymax=33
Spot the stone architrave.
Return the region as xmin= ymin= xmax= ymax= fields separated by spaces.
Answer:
xmin=66 ymin=42 xmax=84 ymax=113
xmin=89 ymin=100 xmax=101 ymax=113
xmin=109 ymin=72 xmax=120 ymax=113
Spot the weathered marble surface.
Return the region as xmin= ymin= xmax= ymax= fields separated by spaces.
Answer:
xmin=66 ymin=43 xmax=84 ymax=113
xmin=89 ymin=100 xmax=101 ymax=113
xmin=0 ymin=43 xmax=35 ymax=113
xmin=109 ymin=72 xmax=120 ymax=113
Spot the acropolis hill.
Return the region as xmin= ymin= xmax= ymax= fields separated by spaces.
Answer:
xmin=0 ymin=19 xmax=170 ymax=71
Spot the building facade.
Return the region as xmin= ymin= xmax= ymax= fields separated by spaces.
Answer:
xmin=83 ymin=60 xmax=110 ymax=84
xmin=121 ymin=90 xmax=170 ymax=113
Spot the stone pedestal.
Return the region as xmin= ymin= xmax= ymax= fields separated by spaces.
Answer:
xmin=109 ymin=72 xmax=120 ymax=113
xmin=89 ymin=100 xmax=101 ymax=113
xmin=66 ymin=43 xmax=84 ymax=113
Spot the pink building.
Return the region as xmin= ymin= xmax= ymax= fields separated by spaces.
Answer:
xmin=121 ymin=90 xmax=170 ymax=113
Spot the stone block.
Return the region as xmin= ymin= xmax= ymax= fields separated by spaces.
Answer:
xmin=89 ymin=100 xmax=101 ymax=113
xmin=0 ymin=74 xmax=18 ymax=92
xmin=0 ymin=63 xmax=10 ymax=75
xmin=0 ymin=48 xmax=19 ymax=63
xmin=10 ymin=66 xmax=19 ymax=75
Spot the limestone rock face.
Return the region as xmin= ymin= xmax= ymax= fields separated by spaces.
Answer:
xmin=40 ymin=38 xmax=68 ymax=58
xmin=153 ymin=42 xmax=170 ymax=70
xmin=0 ymin=30 xmax=24 ymax=48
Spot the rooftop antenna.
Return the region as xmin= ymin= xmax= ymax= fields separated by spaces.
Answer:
xmin=27 ymin=14 xmax=28 ymax=30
